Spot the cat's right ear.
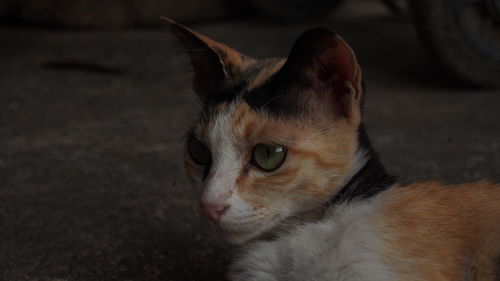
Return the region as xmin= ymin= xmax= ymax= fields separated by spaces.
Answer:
xmin=162 ymin=18 xmax=251 ymax=100
xmin=276 ymin=28 xmax=363 ymax=121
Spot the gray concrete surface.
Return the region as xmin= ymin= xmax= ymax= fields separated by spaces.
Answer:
xmin=1 ymin=3 xmax=499 ymax=281
xmin=13 ymin=0 xmax=250 ymax=27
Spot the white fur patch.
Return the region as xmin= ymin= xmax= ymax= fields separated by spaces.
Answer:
xmin=201 ymin=104 xmax=268 ymax=243
xmin=230 ymin=198 xmax=398 ymax=281
xmin=202 ymin=106 xmax=240 ymax=205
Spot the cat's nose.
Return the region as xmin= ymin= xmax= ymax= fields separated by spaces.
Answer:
xmin=201 ymin=203 xmax=229 ymax=223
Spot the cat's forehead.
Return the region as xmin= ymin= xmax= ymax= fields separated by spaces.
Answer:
xmin=190 ymin=55 xmax=341 ymax=144
xmin=194 ymin=100 xmax=304 ymax=147
xmin=200 ymin=58 xmax=290 ymax=114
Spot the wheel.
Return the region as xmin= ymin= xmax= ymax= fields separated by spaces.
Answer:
xmin=411 ymin=0 xmax=500 ymax=88
xmin=251 ymin=0 xmax=345 ymax=21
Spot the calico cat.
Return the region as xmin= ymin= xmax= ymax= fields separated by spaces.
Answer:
xmin=164 ymin=18 xmax=500 ymax=281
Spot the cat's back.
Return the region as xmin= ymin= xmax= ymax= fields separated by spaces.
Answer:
xmin=379 ymin=181 xmax=500 ymax=247
xmin=376 ymin=181 xmax=500 ymax=281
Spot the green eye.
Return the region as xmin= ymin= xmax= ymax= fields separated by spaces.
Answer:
xmin=252 ymin=144 xmax=287 ymax=171
xmin=188 ymin=136 xmax=211 ymax=165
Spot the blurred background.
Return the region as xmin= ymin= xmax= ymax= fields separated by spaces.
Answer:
xmin=0 ymin=0 xmax=499 ymax=280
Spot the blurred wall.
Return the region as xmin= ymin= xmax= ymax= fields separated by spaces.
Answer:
xmin=0 ymin=0 xmax=252 ymax=27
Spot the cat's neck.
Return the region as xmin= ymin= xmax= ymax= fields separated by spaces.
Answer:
xmin=258 ymin=125 xmax=396 ymax=242
xmin=329 ymin=124 xmax=397 ymax=204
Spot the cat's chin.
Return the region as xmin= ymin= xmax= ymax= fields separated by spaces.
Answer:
xmin=221 ymin=220 xmax=283 ymax=244
xmin=221 ymin=229 xmax=264 ymax=245
xmin=222 ymin=208 xmax=326 ymax=244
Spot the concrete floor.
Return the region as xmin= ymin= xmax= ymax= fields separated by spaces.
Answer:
xmin=1 ymin=3 xmax=499 ymax=281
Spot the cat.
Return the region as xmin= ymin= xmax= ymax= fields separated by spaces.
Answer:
xmin=163 ymin=17 xmax=500 ymax=281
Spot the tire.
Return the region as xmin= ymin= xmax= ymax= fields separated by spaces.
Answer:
xmin=411 ymin=0 xmax=500 ymax=88
xmin=251 ymin=0 xmax=345 ymax=21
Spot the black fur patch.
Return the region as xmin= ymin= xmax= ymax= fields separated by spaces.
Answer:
xmin=202 ymin=82 xmax=247 ymax=109
xmin=200 ymin=60 xmax=303 ymax=119
xmin=243 ymin=74 xmax=306 ymax=116
xmin=328 ymin=124 xmax=397 ymax=204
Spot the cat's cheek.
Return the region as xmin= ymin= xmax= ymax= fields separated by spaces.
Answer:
xmin=184 ymin=160 xmax=205 ymax=185
xmin=216 ymin=193 xmax=274 ymax=244
xmin=186 ymin=171 xmax=203 ymax=187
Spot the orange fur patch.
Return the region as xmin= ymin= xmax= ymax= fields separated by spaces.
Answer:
xmin=288 ymin=147 xmax=344 ymax=169
xmin=215 ymin=101 xmax=361 ymax=211
xmin=374 ymin=182 xmax=500 ymax=281
xmin=246 ymin=59 xmax=286 ymax=91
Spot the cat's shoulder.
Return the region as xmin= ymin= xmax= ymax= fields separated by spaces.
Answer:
xmin=372 ymin=180 xmax=500 ymax=229
xmin=393 ymin=180 xmax=500 ymax=193
xmin=369 ymin=181 xmax=500 ymax=281
xmin=382 ymin=180 xmax=500 ymax=209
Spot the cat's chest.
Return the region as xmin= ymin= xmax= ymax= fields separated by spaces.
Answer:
xmin=230 ymin=201 xmax=395 ymax=281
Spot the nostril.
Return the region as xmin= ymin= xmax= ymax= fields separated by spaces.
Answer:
xmin=201 ymin=203 xmax=229 ymax=223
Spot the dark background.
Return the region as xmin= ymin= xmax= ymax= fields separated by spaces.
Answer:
xmin=1 ymin=0 xmax=499 ymax=280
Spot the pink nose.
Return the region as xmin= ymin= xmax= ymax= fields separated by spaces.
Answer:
xmin=201 ymin=203 xmax=229 ymax=223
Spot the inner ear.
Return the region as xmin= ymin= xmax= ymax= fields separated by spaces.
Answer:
xmin=162 ymin=17 xmax=252 ymax=99
xmin=277 ymin=28 xmax=362 ymax=119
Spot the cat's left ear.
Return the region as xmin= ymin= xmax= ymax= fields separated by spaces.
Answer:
xmin=162 ymin=17 xmax=251 ymax=100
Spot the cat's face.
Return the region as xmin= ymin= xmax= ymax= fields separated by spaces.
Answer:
xmin=165 ymin=18 xmax=366 ymax=244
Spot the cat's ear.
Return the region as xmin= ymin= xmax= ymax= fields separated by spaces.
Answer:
xmin=279 ymin=28 xmax=362 ymax=120
xmin=162 ymin=17 xmax=251 ymax=99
